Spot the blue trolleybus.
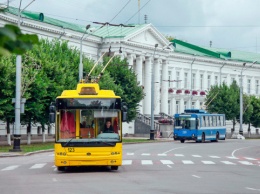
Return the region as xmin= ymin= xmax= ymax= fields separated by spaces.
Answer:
xmin=173 ymin=109 xmax=226 ymax=143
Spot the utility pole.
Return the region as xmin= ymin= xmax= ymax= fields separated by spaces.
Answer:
xmin=10 ymin=0 xmax=35 ymax=152
xmin=150 ymin=43 xmax=158 ymax=140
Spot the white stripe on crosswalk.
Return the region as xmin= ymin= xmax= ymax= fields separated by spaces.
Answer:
xmin=1 ymin=165 xmax=19 ymax=171
xmin=30 ymin=163 xmax=47 ymax=169
xmin=141 ymin=160 xmax=153 ymax=165
xmin=182 ymin=160 xmax=194 ymax=164
xmin=122 ymin=160 xmax=132 ymax=165
xmin=192 ymin=155 xmax=202 ymax=158
xmin=221 ymin=161 xmax=236 ymax=165
xmin=209 ymin=156 xmax=220 ymax=159
xmin=160 ymin=160 xmax=174 ymax=165
xmin=175 ymin=154 xmax=184 ymax=157
xmin=141 ymin=153 xmax=151 ymax=156
xmin=126 ymin=153 xmax=134 ymax=156
xmin=202 ymin=161 xmax=215 ymax=164
xmin=244 ymin=157 xmax=257 ymax=161
xmin=226 ymin=156 xmax=238 ymax=159
xmin=158 ymin=154 xmax=167 ymax=156
xmin=238 ymin=161 xmax=254 ymax=165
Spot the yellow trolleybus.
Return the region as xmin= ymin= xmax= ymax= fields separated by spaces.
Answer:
xmin=49 ymin=81 xmax=127 ymax=171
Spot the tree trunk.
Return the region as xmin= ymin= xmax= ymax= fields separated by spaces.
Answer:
xmin=6 ymin=118 xmax=11 ymax=145
xmin=27 ymin=120 xmax=31 ymax=145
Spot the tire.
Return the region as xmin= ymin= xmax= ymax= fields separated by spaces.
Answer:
xmin=215 ymin=132 xmax=219 ymax=142
xmin=111 ymin=166 xmax=119 ymax=170
xmin=180 ymin=139 xmax=185 ymax=143
xmin=202 ymin=133 xmax=205 ymax=143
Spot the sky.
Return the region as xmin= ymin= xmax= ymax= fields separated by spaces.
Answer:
xmin=2 ymin=0 xmax=260 ymax=53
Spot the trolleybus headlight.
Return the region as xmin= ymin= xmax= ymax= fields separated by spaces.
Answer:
xmin=174 ymin=134 xmax=177 ymax=138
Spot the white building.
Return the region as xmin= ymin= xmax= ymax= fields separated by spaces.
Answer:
xmin=1 ymin=6 xmax=260 ymax=135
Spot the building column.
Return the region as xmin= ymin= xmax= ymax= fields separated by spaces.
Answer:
xmin=180 ymin=98 xmax=184 ymax=113
xmin=171 ymin=98 xmax=176 ymax=115
xmin=154 ymin=59 xmax=161 ymax=115
xmin=127 ymin=54 xmax=136 ymax=70
xmin=143 ymin=57 xmax=152 ymax=115
xmin=136 ymin=55 xmax=145 ymax=113
xmin=160 ymin=60 xmax=169 ymax=114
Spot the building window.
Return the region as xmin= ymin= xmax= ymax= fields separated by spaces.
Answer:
xmin=176 ymin=71 xmax=180 ymax=88
xmin=200 ymin=74 xmax=203 ymax=90
xmin=191 ymin=102 xmax=195 ymax=109
xmin=176 ymin=101 xmax=180 ymax=114
xmin=184 ymin=101 xmax=187 ymax=110
xmin=256 ymin=80 xmax=259 ymax=94
xmin=231 ymin=77 xmax=235 ymax=83
xmin=184 ymin=72 xmax=188 ymax=88
xmin=207 ymin=75 xmax=211 ymax=89
xmin=247 ymin=79 xmax=251 ymax=94
xmin=192 ymin=73 xmax=196 ymax=89
xmin=168 ymin=71 xmax=171 ymax=87
xmin=200 ymin=102 xmax=203 ymax=109
xmin=215 ymin=76 xmax=218 ymax=85
xmin=168 ymin=100 xmax=171 ymax=115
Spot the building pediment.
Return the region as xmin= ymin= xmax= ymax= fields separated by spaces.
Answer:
xmin=125 ymin=24 xmax=171 ymax=49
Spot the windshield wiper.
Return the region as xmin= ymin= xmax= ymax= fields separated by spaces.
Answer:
xmin=63 ymin=136 xmax=80 ymax=147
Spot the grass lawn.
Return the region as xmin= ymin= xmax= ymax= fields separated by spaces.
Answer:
xmin=0 ymin=138 xmax=156 ymax=153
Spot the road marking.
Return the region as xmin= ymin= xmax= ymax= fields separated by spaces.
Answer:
xmin=174 ymin=154 xmax=184 ymax=157
xmin=1 ymin=165 xmax=19 ymax=171
xmin=202 ymin=161 xmax=215 ymax=164
xmin=162 ymin=146 xmax=189 ymax=154
xmin=126 ymin=153 xmax=134 ymax=156
xmin=209 ymin=156 xmax=220 ymax=158
xmin=122 ymin=160 xmax=132 ymax=165
xmin=158 ymin=154 xmax=167 ymax=156
xmin=167 ymin=165 xmax=172 ymax=168
xmin=141 ymin=160 xmax=153 ymax=165
xmin=238 ymin=161 xmax=254 ymax=165
xmin=182 ymin=160 xmax=194 ymax=164
xmin=231 ymin=146 xmax=255 ymax=158
xmin=53 ymin=168 xmax=57 ymax=171
xmin=226 ymin=156 xmax=238 ymax=159
xmin=221 ymin=161 xmax=236 ymax=165
xmin=245 ymin=187 xmax=260 ymax=191
xmin=30 ymin=163 xmax=47 ymax=169
xmin=48 ymin=154 xmax=54 ymax=157
xmin=192 ymin=155 xmax=202 ymax=157
xmin=160 ymin=160 xmax=174 ymax=165
xmin=141 ymin=153 xmax=151 ymax=156
xmin=244 ymin=157 xmax=257 ymax=161
xmin=192 ymin=175 xmax=201 ymax=178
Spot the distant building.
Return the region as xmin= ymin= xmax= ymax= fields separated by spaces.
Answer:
xmin=1 ymin=6 xmax=260 ymax=135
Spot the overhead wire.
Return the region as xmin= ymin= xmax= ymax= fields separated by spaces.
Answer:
xmin=109 ymin=0 xmax=132 ymax=23
xmin=124 ymin=0 xmax=152 ymax=24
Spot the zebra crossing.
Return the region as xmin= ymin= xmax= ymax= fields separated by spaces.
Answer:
xmin=0 ymin=153 xmax=259 ymax=171
xmin=123 ymin=152 xmax=260 ymax=166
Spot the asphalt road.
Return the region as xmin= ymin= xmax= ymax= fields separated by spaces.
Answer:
xmin=0 ymin=139 xmax=259 ymax=194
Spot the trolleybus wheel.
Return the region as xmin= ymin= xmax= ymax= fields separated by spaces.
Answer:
xmin=215 ymin=132 xmax=219 ymax=142
xmin=202 ymin=133 xmax=205 ymax=143
xmin=111 ymin=166 xmax=119 ymax=170
xmin=180 ymin=139 xmax=185 ymax=143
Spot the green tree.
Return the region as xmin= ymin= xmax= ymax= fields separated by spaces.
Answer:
xmin=205 ymin=81 xmax=240 ymax=131
xmin=0 ymin=24 xmax=38 ymax=56
xmin=241 ymin=94 xmax=253 ymax=132
xmin=105 ymin=56 xmax=144 ymax=121
xmin=250 ymin=96 xmax=260 ymax=128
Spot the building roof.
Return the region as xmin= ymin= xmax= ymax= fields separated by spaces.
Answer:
xmin=171 ymin=39 xmax=260 ymax=64
xmin=5 ymin=6 xmax=148 ymax=39
xmin=4 ymin=6 xmax=260 ymax=64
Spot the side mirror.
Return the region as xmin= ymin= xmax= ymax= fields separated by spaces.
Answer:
xmin=49 ymin=113 xmax=55 ymax=123
xmin=122 ymin=111 xmax=127 ymax=122
xmin=49 ymin=102 xmax=56 ymax=123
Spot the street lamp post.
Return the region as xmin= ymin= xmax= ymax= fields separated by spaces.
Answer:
xmin=239 ymin=61 xmax=257 ymax=135
xmin=79 ymin=24 xmax=91 ymax=81
xmin=10 ymin=0 xmax=35 ymax=152
xmin=190 ymin=58 xmax=196 ymax=108
xmin=150 ymin=43 xmax=158 ymax=140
